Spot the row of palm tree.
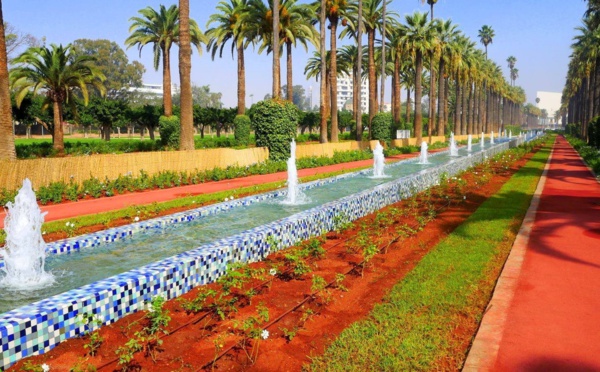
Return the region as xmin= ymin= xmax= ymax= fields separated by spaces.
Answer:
xmin=562 ymin=0 xmax=600 ymax=141
xmin=0 ymin=0 xmax=528 ymax=160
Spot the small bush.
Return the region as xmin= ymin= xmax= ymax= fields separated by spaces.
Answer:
xmin=251 ymin=99 xmax=298 ymax=161
xmin=159 ymin=115 xmax=180 ymax=148
xmin=370 ymin=112 xmax=393 ymax=142
xmin=234 ymin=115 xmax=251 ymax=146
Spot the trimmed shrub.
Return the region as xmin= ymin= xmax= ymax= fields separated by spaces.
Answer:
xmin=251 ymin=99 xmax=298 ymax=161
xmin=234 ymin=114 xmax=251 ymax=146
xmin=370 ymin=112 xmax=393 ymax=142
xmin=159 ymin=115 xmax=180 ymax=148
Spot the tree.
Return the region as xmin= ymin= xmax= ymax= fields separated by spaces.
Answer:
xmin=282 ymin=84 xmax=310 ymax=109
xmin=11 ymin=92 xmax=51 ymax=138
xmin=125 ymin=4 xmax=206 ymax=117
xmin=206 ymin=0 xmax=252 ymax=114
xmin=435 ymin=19 xmax=459 ymax=136
xmin=173 ymin=85 xmax=223 ymax=108
xmin=506 ymin=55 xmax=517 ymax=86
xmin=85 ymin=97 xmax=129 ymax=141
xmin=478 ymin=25 xmax=495 ymax=58
xmin=273 ymin=0 xmax=281 ymax=98
xmin=10 ymin=44 xmax=106 ymax=155
xmin=319 ymin=0 xmax=327 ymax=143
xmin=0 ymin=1 xmax=15 ymax=160
xmin=130 ymin=104 xmax=161 ymax=140
xmin=179 ymin=0 xmax=194 ymax=150
xmin=4 ymin=22 xmax=39 ymax=62
xmin=72 ymin=39 xmax=145 ymax=98
xmin=400 ymin=12 xmax=435 ymax=144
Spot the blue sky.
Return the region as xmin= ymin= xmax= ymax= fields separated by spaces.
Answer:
xmin=3 ymin=0 xmax=587 ymax=108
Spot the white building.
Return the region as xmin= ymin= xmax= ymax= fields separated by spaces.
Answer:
xmin=536 ymin=91 xmax=562 ymax=125
xmin=128 ymin=83 xmax=179 ymax=98
xmin=337 ymin=74 xmax=368 ymax=113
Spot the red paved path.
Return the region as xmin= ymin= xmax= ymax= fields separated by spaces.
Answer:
xmin=465 ymin=136 xmax=600 ymax=371
xmin=0 ymin=152 xmax=426 ymax=229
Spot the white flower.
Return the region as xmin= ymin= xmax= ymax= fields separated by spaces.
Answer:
xmin=134 ymin=216 xmax=140 ymax=222
xmin=261 ymin=329 xmax=269 ymax=340
xmin=269 ymin=268 xmax=277 ymax=276
xmin=230 ymin=196 xmax=235 ymax=200
xmin=41 ymin=364 xmax=50 ymax=372
xmin=42 ymin=231 xmax=47 ymax=235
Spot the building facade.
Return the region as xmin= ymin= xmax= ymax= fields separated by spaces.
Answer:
xmin=337 ymin=74 xmax=368 ymax=113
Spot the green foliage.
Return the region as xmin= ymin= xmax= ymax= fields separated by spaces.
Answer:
xmin=370 ymin=112 xmax=393 ymax=142
xmin=233 ymin=114 xmax=251 ymax=146
xmin=251 ymin=99 xmax=299 ymax=161
xmin=158 ymin=115 xmax=180 ymax=148
xmin=588 ymin=116 xmax=600 ymax=148
xmin=566 ymin=135 xmax=600 ymax=174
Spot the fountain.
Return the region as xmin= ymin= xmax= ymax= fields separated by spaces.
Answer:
xmin=490 ymin=131 xmax=495 ymax=144
xmin=449 ymin=132 xmax=459 ymax=157
xmin=467 ymin=134 xmax=472 ymax=152
xmin=509 ymin=130 xmax=512 ymax=139
xmin=481 ymin=132 xmax=485 ymax=150
xmin=282 ymin=140 xmax=307 ymax=205
xmin=418 ymin=141 xmax=430 ymax=164
xmin=0 ymin=179 xmax=54 ymax=290
xmin=371 ymin=142 xmax=387 ymax=178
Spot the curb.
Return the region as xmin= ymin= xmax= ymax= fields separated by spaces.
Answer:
xmin=462 ymin=140 xmax=554 ymax=371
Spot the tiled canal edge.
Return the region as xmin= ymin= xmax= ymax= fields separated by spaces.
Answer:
xmin=0 ymin=141 xmax=524 ymax=370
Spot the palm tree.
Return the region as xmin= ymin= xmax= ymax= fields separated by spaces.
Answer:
xmin=206 ymin=0 xmax=252 ymax=115
xmin=400 ymin=11 xmax=435 ymax=144
xmin=319 ymin=0 xmax=327 ymax=142
xmin=358 ymin=0 xmax=398 ymax=124
xmin=126 ymin=4 xmax=206 ymax=117
xmin=506 ymin=55 xmax=517 ymax=85
xmin=478 ymin=25 xmax=495 ymax=59
xmin=0 ymin=0 xmax=15 ymax=160
xmin=510 ymin=67 xmax=519 ymax=86
xmin=179 ymin=0 xmax=194 ymax=150
xmin=319 ymin=0 xmax=348 ymax=142
xmin=435 ymin=19 xmax=459 ymax=136
xmin=421 ymin=0 xmax=438 ymax=20
xmin=10 ymin=44 xmax=106 ymax=156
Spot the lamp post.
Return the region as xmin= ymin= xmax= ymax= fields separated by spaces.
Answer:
xmin=309 ymin=86 xmax=313 ymax=110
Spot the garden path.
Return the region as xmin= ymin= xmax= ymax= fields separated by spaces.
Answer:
xmin=464 ymin=135 xmax=600 ymax=371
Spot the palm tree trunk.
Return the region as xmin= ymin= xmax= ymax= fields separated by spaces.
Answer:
xmin=379 ymin=0 xmax=386 ymax=114
xmin=454 ymin=78 xmax=460 ymax=135
xmin=319 ymin=0 xmax=327 ymax=143
xmin=0 ymin=2 xmax=15 ymax=160
xmin=272 ymin=0 xmax=280 ymax=98
xmin=429 ymin=52 xmax=436 ymax=137
xmin=368 ymin=28 xmax=376 ymax=124
xmin=287 ymin=41 xmax=293 ymax=102
xmin=406 ymin=88 xmax=411 ymax=125
xmin=353 ymin=62 xmax=359 ymax=121
xmin=356 ymin=0 xmax=363 ymax=141
xmin=461 ymin=82 xmax=468 ymax=135
xmin=237 ymin=44 xmax=245 ymax=115
xmin=468 ymin=82 xmax=474 ymax=135
xmin=414 ymin=51 xmax=423 ymax=144
xmin=179 ymin=0 xmax=194 ymax=151
xmin=436 ymin=58 xmax=445 ymax=136
xmin=163 ymin=47 xmax=173 ymax=117
xmin=52 ymin=100 xmax=65 ymax=155
xmin=330 ymin=22 xmax=339 ymax=142
xmin=393 ymin=57 xmax=401 ymax=125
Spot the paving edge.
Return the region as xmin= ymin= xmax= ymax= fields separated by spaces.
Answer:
xmin=462 ymin=142 xmax=554 ymax=371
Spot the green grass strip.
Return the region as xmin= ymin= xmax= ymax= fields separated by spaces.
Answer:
xmin=308 ymin=143 xmax=551 ymax=371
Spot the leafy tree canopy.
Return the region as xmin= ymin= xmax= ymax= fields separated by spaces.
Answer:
xmin=173 ymin=84 xmax=223 ymax=108
xmin=72 ymin=39 xmax=145 ymax=99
